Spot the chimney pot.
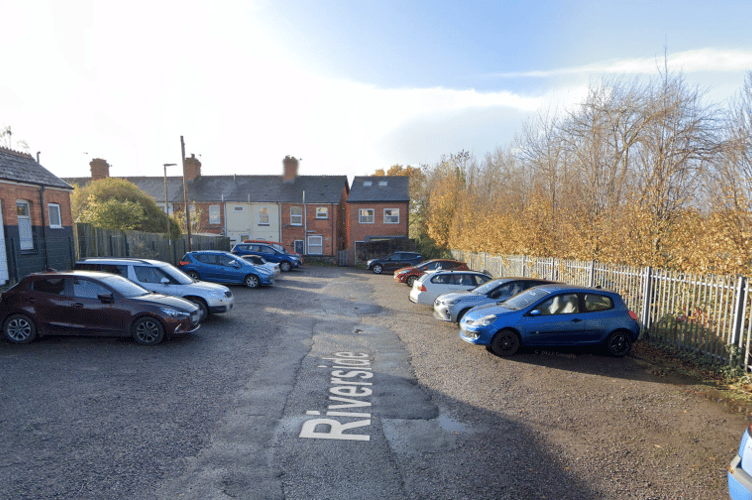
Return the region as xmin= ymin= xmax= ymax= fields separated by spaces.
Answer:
xmin=90 ymin=158 xmax=110 ymax=181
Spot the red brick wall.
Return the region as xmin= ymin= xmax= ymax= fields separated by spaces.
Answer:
xmin=0 ymin=183 xmax=72 ymax=227
xmin=347 ymin=202 xmax=409 ymax=248
xmin=280 ymin=203 xmax=340 ymax=255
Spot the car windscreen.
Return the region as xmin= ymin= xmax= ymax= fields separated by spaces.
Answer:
xmin=502 ymin=287 xmax=552 ymax=311
xmin=99 ymin=275 xmax=151 ymax=297
xmin=472 ymin=279 xmax=508 ymax=295
xmin=159 ymin=264 xmax=194 ymax=284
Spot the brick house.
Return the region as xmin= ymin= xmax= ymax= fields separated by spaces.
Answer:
xmin=346 ymin=176 xmax=410 ymax=264
xmin=0 ymin=147 xmax=74 ymax=285
xmin=66 ymin=156 xmax=350 ymax=259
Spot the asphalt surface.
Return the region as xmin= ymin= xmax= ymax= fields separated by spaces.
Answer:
xmin=0 ymin=266 xmax=747 ymax=499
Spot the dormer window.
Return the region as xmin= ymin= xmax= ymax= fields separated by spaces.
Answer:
xmin=363 ymin=181 xmax=372 ymax=186
xmin=378 ymin=181 xmax=388 ymax=186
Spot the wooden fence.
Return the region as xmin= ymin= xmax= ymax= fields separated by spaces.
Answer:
xmin=74 ymin=224 xmax=231 ymax=265
xmin=451 ymin=250 xmax=752 ymax=371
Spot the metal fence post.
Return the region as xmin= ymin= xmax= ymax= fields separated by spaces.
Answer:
xmin=731 ymin=275 xmax=747 ymax=346
xmin=640 ymin=266 xmax=653 ymax=335
xmin=589 ymin=261 xmax=596 ymax=288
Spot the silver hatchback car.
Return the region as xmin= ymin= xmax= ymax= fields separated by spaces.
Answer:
xmin=74 ymin=257 xmax=234 ymax=322
xmin=434 ymin=277 xmax=557 ymax=323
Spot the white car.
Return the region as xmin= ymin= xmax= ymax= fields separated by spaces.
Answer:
xmin=241 ymin=255 xmax=281 ymax=277
xmin=74 ymin=257 xmax=234 ymax=322
xmin=409 ymin=270 xmax=493 ymax=305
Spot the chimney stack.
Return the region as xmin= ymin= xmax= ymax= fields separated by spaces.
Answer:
xmin=184 ymin=154 xmax=202 ymax=182
xmin=90 ymin=158 xmax=110 ymax=180
xmin=283 ymin=155 xmax=299 ymax=183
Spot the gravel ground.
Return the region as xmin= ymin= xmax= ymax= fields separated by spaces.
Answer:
xmin=366 ymin=269 xmax=748 ymax=499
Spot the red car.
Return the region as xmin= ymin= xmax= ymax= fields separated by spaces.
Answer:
xmin=393 ymin=259 xmax=469 ymax=287
xmin=0 ymin=271 xmax=201 ymax=345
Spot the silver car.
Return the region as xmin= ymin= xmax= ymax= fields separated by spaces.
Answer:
xmin=433 ymin=277 xmax=557 ymax=323
xmin=74 ymin=257 xmax=234 ymax=322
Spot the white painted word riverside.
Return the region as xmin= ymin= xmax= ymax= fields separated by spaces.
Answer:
xmin=299 ymin=352 xmax=373 ymax=441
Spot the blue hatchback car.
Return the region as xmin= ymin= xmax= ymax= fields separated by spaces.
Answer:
xmin=729 ymin=424 xmax=752 ymax=499
xmin=230 ymin=243 xmax=302 ymax=272
xmin=459 ymin=284 xmax=640 ymax=357
xmin=179 ymin=251 xmax=275 ymax=288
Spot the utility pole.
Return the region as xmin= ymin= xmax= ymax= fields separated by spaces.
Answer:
xmin=181 ymin=136 xmax=192 ymax=251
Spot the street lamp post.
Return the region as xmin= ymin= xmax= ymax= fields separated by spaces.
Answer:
xmin=163 ymin=163 xmax=177 ymax=240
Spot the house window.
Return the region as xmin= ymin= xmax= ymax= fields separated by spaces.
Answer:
xmin=240 ymin=234 xmax=249 ymax=242
xmin=378 ymin=181 xmax=388 ymax=186
xmin=259 ymin=207 xmax=270 ymax=225
xmin=48 ymin=203 xmax=62 ymax=228
xmin=363 ymin=181 xmax=372 ymax=186
xmin=307 ymin=235 xmax=323 ymax=255
xmin=209 ymin=205 xmax=220 ymax=225
xmin=359 ymin=209 xmax=374 ymax=224
xmin=384 ymin=208 xmax=400 ymax=224
xmin=189 ymin=205 xmax=196 ymax=215
xmin=315 ymin=207 xmax=328 ymax=219
xmin=290 ymin=206 xmax=302 ymax=226
xmin=16 ymin=200 xmax=33 ymax=250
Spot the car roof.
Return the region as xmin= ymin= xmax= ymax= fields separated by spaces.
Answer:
xmin=529 ymin=283 xmax=617 ymax=294
xmin=27 ymin=270 xmax=125 ymax=280
xmin=76 ymin=257 xmax=167 ymax=266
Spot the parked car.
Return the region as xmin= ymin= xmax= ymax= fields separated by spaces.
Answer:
xmin=179 ymin=251 xmax=275 ymax=288
xmin=433 ymin=277 xmax=558 ymax=323
xmin=74 ymin=257 xmax=234 ymax=322
xmin=367 ymin=252 xmax=423 ymax=274
xmin=231 ymin=243 xmax=302 ymax=272
xmin=242 ymin=239 xmax=304 ymax=264
xmin=459 ymin=284 xmax=640 ymax=357
xmin=394 ymin=259 xmax=469 ymax=287
xmin=409 ymin=270 xmax=492 ymax=305
xmin=0 ymin=271 xmax=200 ymax=345
xmin=729 ymin=423 xmax=752 ymax=499
xmin=240 ymin=254 xmax=281 ymax=277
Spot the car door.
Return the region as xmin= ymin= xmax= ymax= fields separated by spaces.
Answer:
xmin=521 ymin=293 xmax=586 ymax=346
xmin=27 ymin=276 xmax=72 ymax=333
xmin=217 ymin=253 xmax=245 ymax=282
xmin=70 ymin=276 xmax=126 ymax=335
xmin=578 ymin=293 xmax=618 ymax=343
xmin=133 ymin=265 xmax=170 ymax=294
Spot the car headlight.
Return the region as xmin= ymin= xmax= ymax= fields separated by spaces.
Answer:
xmin=159 ymin=307 xmax=188 ymax=318
xmin=467 ymin=314 xmax=497 ymax=326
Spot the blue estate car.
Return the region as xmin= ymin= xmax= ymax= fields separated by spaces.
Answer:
xmin=459 ymin=284 xmax=640 ymax=357
xmin=231 ymin=243 xmax=301 ymax=272
xmin=433 ymin=277 xmax=558 ymax=323
xmin=179 ymin=251 xmax=275 ymax=288
xmin=729 ymin=424 xmax=752 ymax=499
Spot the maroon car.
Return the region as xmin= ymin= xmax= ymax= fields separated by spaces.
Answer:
xmin=0 ymin=271 xmax=200 ymax=345
xmin=393 ymin=259 xmax=469 ymax=287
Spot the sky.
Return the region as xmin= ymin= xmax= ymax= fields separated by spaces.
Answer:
xmin=1 ymin=0 xmax=751 ymax=183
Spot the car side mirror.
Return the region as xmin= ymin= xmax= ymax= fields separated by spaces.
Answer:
xmin=160 ymin=278 xmax=170 ymax=285
xmin=529 ymin=309 xmax=541 ymax=316
xmin=98 ymin=293 xmax=114 ymax=304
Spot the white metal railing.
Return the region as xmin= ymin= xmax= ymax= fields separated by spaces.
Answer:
xmin=452 ymin=250 xmax=752 ymax=371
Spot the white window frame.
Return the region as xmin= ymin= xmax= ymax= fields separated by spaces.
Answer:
xmin=384 ymin=208 xmax=400 ymax=224
xmin=307 ymin=235 xmax=323 ymax=255
xmin=290 ymin=206 xmax=303 ymax=226
xmin=209 ymin=205 xmax=221 ymax=225
xmin=48 ymin=203 xmax=62 ymax=228
xmin=359 ymin=208 xmax=374 ymax=224
xmin=315 ymin=207 xmax=328 ymax=219
xmin=16 ymin=200 xmax=33 ymax=250
xmin=259 ymin=207 xmax=270 ymax=226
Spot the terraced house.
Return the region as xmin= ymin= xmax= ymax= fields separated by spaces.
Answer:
xmin=0 ymin=147 xmax=74 ymax=285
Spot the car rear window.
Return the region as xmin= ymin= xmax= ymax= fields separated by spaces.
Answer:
xmin=584 ymin=294 xmax=614 ymax=312
xmin=32 ymin=277 xmax=66 ymax=295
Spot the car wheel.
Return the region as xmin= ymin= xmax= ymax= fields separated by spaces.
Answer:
xmin=605 ymin=331 xmax=633 ymax=357
xmin=456 ymin=308 xmax=471 ymax=323
xmin=244 ymin=274 xmax=260 ymax=288
xmin=280 ymin=261 xmax=292 ymax=272
xmin=3 ymin=314 xmax=37 ymax=344
xmin=489 ymin=329 xmax=520 ymax=357
xmin=187 ymin=271 xmax=200 ymax=281
xmin=187 ymin=298 xmax=208 ymax=322
xmin=372 ymin=264 xmax=383 ymax=274
xmin=406 ymin=275 xmax=416 ymax=287
xmin=132 ymin=317 xmax=165 ymax=346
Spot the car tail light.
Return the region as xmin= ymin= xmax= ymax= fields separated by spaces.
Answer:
xmin=179 ymin=261 xmax=190 ymax=266
xmin=419 ymin=284 xmax=427 ymax=292
xmin=628 ymin=310 xmax=638 ymax=321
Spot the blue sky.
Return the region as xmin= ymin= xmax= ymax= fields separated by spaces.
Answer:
xmin=1 ymin=0 xmax=751 ymax=181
